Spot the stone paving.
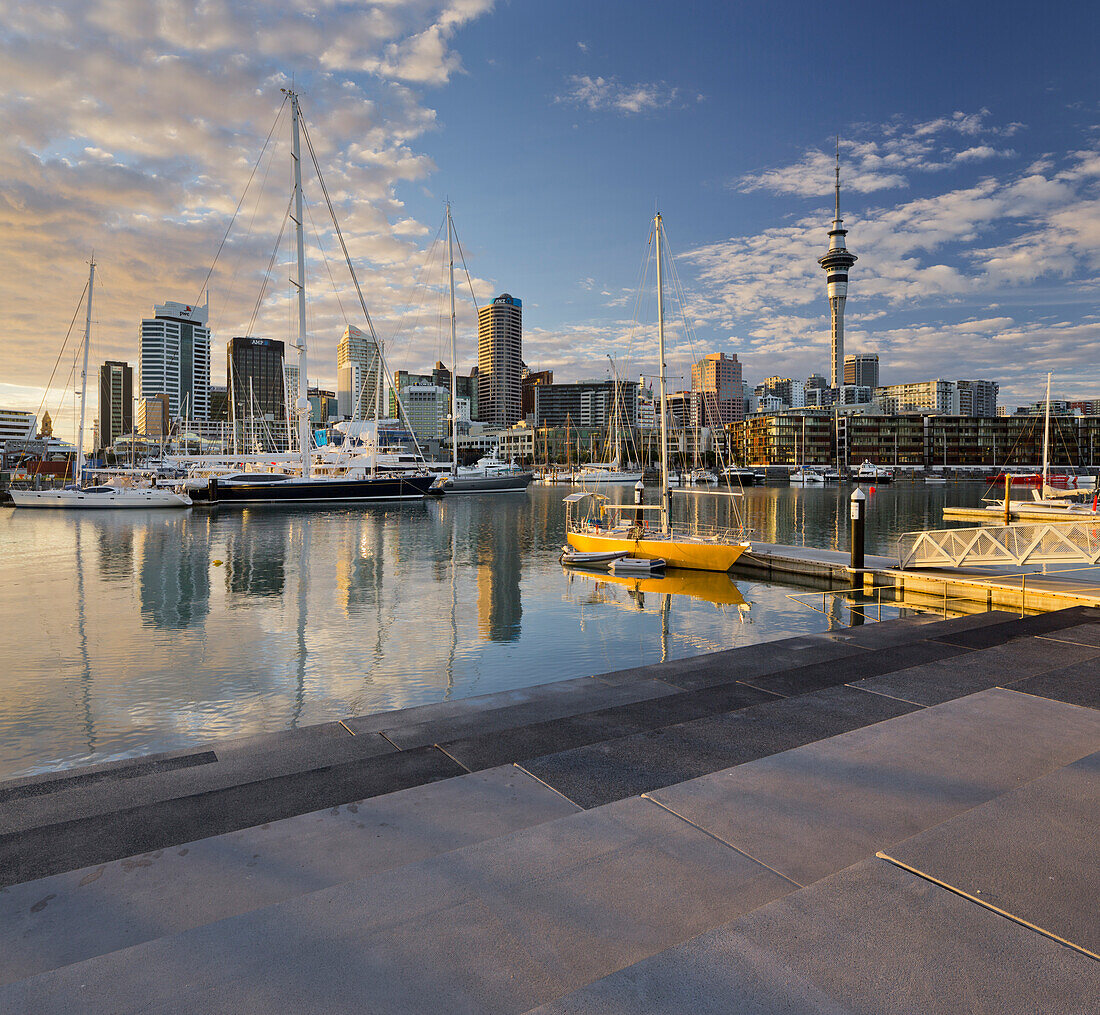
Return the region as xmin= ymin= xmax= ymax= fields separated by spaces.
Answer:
xmin=1 ymin=606 xmax=1097 ymax=1013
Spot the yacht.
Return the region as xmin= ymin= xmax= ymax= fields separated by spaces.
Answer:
xmin=856 ymin=460 xmax=893 ymax=482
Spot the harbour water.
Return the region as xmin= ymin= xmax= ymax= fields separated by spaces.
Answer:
xmin=0 ymin=482 xmax=989 ymax=780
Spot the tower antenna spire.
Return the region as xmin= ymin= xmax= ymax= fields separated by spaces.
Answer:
xmin=818 ymin=134 xmax=857 ymax=388
xmin=835 ymin=136 xmax=841 ymax=221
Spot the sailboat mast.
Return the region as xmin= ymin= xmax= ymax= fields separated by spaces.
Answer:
xmin=289 ymin=90 xmax=311 ymax=479
xmin=655 ymin=213 xmax=670 ymax=533
xmin=75 ymin=258 xmax=95 ymax=485
xmin=1042 ymin=371 xmax=1052 ymax=495
xmin=447 ymin=202 xmax=458 ymax=476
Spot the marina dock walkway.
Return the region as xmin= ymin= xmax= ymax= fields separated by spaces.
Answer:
xmin=1 ymin=606 xmax=1098 ymax=1012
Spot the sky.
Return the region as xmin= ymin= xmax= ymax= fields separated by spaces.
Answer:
xmin=1 ymin=0 xmax=1099 ymax=440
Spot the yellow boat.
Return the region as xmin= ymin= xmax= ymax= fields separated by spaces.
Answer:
xmin=564 ymin=493 xmax=751 ymax=573
xmin=561 ymin=213 xmax=752 ymax=574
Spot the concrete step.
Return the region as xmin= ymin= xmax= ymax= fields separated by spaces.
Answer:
xmin=5 ymin=687 xmax=1098 ymax=1014
xmin=0 ymin=765 xmax=580 ymax=987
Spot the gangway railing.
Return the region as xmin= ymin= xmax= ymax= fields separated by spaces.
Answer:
xmin=897 ymin=521 xmax=1100 ymax=569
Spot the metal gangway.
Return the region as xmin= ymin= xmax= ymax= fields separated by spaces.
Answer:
xmin=898 ymin=521 xmax=1100 ymax=569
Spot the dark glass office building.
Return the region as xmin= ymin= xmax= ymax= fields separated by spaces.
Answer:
xmin=227 ymin=337 xmax=286 ymax=422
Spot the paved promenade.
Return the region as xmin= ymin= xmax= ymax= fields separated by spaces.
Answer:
xmin=1 ymin=606 xmax=1098 ymax=1012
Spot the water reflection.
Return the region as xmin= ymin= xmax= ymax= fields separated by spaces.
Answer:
xmin=0 ymin=482 xmax=991 ymax=780
xmin=137 ymin=516 xmax=210 ymax=629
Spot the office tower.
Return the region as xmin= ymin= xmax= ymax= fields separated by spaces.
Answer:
xmin=139 ymin=301 xmax=211 ymax=420
xmin=691 ymin=352 xmax=744 ymax=425
xmin=522 ymin=368 xmax=553 ymax=421
xmin=0 ymin=410 xmax=36 ymax=442
xmin=337 ymin=324 xmax=380 ymax=419
xmin=227 ymin=337 xmax=286 ymax=421
xmin=805 ymin=373 xmax=829 ymax=392
xmin=137 ymin=394 xmax=170 ymax=436
xmin=208 ymin=385 xmax=229 ymax=422
xmin=400 ymin=383 xmax=452 ymax=440
xmin=818 ymin=145 xmax=858 ymax=387
xmin=97 ymin=360 xmax=133 ymax=449
xmin=844 ymin=354 xmax=879 ymax=389
xmin=477 ymin=294 xmax=523 ymax=427
xmin=533 ymin=380 xmax=639 ymax=428
xmin=956 ymin=379 xmax=999 ymax=417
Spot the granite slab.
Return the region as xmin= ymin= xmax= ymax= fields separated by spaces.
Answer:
xmin=528 ymin=857 xmax=1100 ymax=1014
xmin=648 ymin=688 xmax=1100 ymax=886
xmin=0 ymin=798 xmax=796 ymax=1015
xmin=0 ymin=766 xmax=579 ymax=986
xmin=886 ymin=749 xmax=1100 ymax=955
xmin=438 ymin=682 xmax=780 ymax=772
xmin=851 ymin=635 xmax=1100 ymax=706
xmin=522 ymin=686 xmax=920 ymax=809
xmin=1036 ymin=622 xmax=1100 ymax=648
xmin=1009 ymin=660 xmax=1100 ymax=709
xmin=741 ymin=639 xmax=969 ymax=697
xmin=930 ymin=605 xmax=1100 ymax=649
xmin=0 ymin=745 xmax=464 ymax=887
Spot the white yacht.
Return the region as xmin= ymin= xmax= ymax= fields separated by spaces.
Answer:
xmin=856 ymin=460 xmax=893 ymax=482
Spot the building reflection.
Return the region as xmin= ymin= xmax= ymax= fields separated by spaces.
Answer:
xmin=475 ymin=504 xmax=522 ymax=642
xmin=138 ymin=516 xmax=210 ymax=629
xmin=224 ymin=512 xmax=287 ymax=600
xmin=95 ymin=516 xmax=134 ymax=583
xmin=337 ymin=514 xmax=384 ymax=617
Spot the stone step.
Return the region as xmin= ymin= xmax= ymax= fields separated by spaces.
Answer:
xmin=5 ymin=686 xmax=1098 ymax=1014
xmin=0 ymin=765 xmax=579 ymax=988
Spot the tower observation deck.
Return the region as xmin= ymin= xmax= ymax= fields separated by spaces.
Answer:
xmin=817 ymin=143 xmax=857 ymax=388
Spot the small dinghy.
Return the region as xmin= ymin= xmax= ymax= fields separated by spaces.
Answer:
xmin=560 ymin=546 xmax=628 ymax=566
xmin=609 ymin=556 xmax=666 ymax=574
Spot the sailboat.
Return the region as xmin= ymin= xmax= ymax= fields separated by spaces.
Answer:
xmin=564 ymin=213 xmax=752 ymax=572
xmin=11 ymin=260 xmax=193 ymax=509
xmin=197 ymin=90 xmax=436 ymax=506
xmin=437 ymin=203 xmax=533 ymax=495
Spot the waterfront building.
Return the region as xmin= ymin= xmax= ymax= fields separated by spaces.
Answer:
xmin=844 ymin=354 xmax=879 ymax=389
xmin=532 ymin=379 xmax=638 ymax=430
xmin=818 ymin=147 xmax=858 ymax=387
xmin=137 ymin=394 xmax=170 ymax=437
xmin=691 ymin=352 xmax=744 ymax=425
xmin=337 ymin=324 xmax=381 ymax=419
xmin=495 ymin=422 xmax=536 ymax=462
xmin=0 ymin=409 xmax=36 ymax=443
xmin=97 ymin=361 xmax=133 ymax=451
xmin=477 ymin=294 xmax=523 ymax=427
xmin=521 ymin=367 xmax=553 ymax=422
xmin=876 ymin=380 xmax=959 ymax=415
xmin=228 ymin=337 xmax=286 ymax=423
xmin=955 ymin=379 xmax=999 ymax=417
xmin=837 ymin=414 xmax=925 ymax=469
xmin=731 ymin=411 xmax=834 ymax=467
xmin=209 ymin=385 xmax=229 ymax=422
xmin=139 ymin=301 xmax=211 ymax=421
xmin=400 ymin=383 xmax=451 ymax=441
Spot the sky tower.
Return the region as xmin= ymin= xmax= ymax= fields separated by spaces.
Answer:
xmin=817 ymin=142 xmax=857 ymax=388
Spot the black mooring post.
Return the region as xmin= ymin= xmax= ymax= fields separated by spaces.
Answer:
xmin=850 ymin=487 xmax=866 ymax=572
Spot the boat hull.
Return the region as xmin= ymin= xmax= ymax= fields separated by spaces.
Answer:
xmin=10 ymin=488 xmax=192 ymax=508
xmin=566 ymin=529 xmax=750 ymax=572
xmin=442 ymin=473 xmax=534 ymax=494
xmin=198 ymin=474 xmax=437 ymax=505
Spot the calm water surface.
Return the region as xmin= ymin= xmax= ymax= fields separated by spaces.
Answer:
xmin=0 ymin=482 xmax=989 ymax=779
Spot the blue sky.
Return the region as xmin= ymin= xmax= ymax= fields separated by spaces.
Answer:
xmin=1 ymin=0 xmax=1098 ymax=438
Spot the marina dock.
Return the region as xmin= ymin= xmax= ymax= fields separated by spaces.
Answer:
xmin=1 ymin=607 xmax=1097 ymax=1012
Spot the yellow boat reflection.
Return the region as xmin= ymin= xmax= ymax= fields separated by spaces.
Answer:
xmin=563 ymin=565 xmax=747 ymax=607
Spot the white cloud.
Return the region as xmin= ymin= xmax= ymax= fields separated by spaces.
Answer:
xmin=555 ymin=75 xmax=680 ymax=115
xmin=0 ymin=0 xmax=498 ymax=437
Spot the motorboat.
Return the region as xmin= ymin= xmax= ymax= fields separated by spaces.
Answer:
xmin=856 ymin=460 xmax=893 ymax=482
xmin=441 ymin=456 xmax=534 ymax=494
xmin=720 ymin=467 xmax=756 ymax=486
xmin=688 ymin=468 xmax=718 ymax=486
xmin=790 ymin=468 xmax=825 ymax=484
xmin=560 ymin=545 xmax=628 ymax=567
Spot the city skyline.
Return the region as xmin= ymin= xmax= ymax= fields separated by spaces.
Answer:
xmin=2 ymin=1 xmax=1098 ymax=441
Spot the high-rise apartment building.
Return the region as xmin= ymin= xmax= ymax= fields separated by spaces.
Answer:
xmin=228 ymin=337 xmax=286 ymax=422
xmin=818 ymin=148 xmax=858 ymax=387
xmin=0 ymin=410 xmax=36 ymax=443
xmin=533 ymin=379 xmax=638 ymax=429
xmin=98 ymin=360 xmax=133 ymax=450
xmin=337 ymin=324 xmax=381 ymax=419
xmin=762 ymin=376 xmax=805 ymax=409
xmin=876 ymin=380 xmax=959 ymax=415
xmin=691 ymin=352 xmax=744 ymax=425
xmin=844 ymin=354 xmax=879 ymax=389
xmin=139 ymin=301 xmax=210 ymax=421
xmin=956 ymin=379 xmax=999 ymax=417
xmin=477 ymin=294 xmax=522 ymax=427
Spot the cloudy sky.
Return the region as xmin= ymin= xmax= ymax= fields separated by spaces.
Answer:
xmin=2 ymin=0 xmax=1098 ymax=438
